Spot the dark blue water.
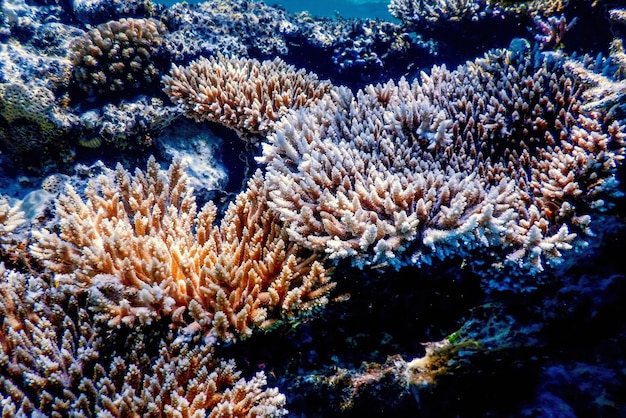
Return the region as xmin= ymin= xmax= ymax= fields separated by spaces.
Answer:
xmin=156 ymin=0 xmax=393 ymax=19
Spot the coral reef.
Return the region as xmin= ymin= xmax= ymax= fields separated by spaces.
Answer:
xmin=31 ymin=157 xmax=335 ymax=341
xmin=286 ymin=15 xmax=417 ymax=84
xmin=69 ymin=17 xmax=168 ymax=101
xmin=388 ymin=0 xmax=566 ymax=27
xmin=163 ymin=54 xmax=335 ymax=140
xmin=0 ymin=264 xmax=287 ymax=416
xmin=78 ymin=96 xmax=179 ymax=149
xmin=161 ymin=0 xmax=298 ymax=62
xmin=71 ymin=0 xmax=161 ymax=25
xmin=0 ymin=81 xmax=76 ymax=161
xmin=0 ymin=0 xmax=625 ymax=416
xmin=259 ymin=48 xmax=625 ymax=273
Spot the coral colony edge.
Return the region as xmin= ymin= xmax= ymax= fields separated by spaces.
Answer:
xmin=0 ymin=0 xmax=625 ymax=416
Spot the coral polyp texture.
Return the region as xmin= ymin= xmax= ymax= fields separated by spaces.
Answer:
xmin=162 ymin=54 xmax=335 ymax=140
xmin=0 ymin=264 xmax=287 ymax=416
xmin=0 ymin=81 xmax=76 ymax=159
xmin=259 ymin=49 xmax=625 ymax=272
xmin=69 ymin=17 xmax=167 ymax=101
xmin=0 ymin=195 xmax=24 ymax=242
xmin=31 ymin=157 xmax=335 ymax=342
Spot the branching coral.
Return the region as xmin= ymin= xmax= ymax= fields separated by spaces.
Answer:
xmin=258 ymin=48 xmax=625 ymax=272
xmin=0 ymin=263 xmax=103 ymax=416
xmin=30 ymin=157 xmax=335 ymax=342
xmin=0 ymin=195 xmax=24 ymax=242
xmin=162 ymin=54 xmax=335 ymax=140
xmin=0 ymin=195 xmax=27 ymax=267
xmin=0 ymin=264 xmax=287 ymax=417
xmin=564 ymin=8 xmax=626 ymax=120
xmin=388 ymin=0 xmax=567 ymax=26
xmin=69 ymin=17 xmax=167 ymax=100
xmin=96 ymin=341 xmax=287 ymax=417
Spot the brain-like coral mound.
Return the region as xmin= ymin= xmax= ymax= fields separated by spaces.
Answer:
xmin=69 ymin=17 xmax=167 ymax=101
xmin=0 ymin=81 xmax=76 ymax=162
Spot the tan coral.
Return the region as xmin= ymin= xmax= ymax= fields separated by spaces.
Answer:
xmin=97 ymin=341 xmax=287 ymax=418
xmin=69 ymin=17 xmax=167 ymax=99
xmin=0 ymin=264 xmax=286 ymax=417
xmin=162 ymin=54 xmax=335 ymax=140
xmin=31 ymin=157 xmax=335 ymax=342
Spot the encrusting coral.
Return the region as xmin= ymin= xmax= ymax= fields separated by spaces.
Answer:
xmin=162 ymin=54 xmax=335 ymax=140
xmin=258 ymin=48 xmax=625 ymax=273
xmin=30 ymin=157 xmax=335 ymax=342
xmin=69 ymin=17 xmax=168 ymax=100
xmin=0 ymin=81 xmax=76 ymax=160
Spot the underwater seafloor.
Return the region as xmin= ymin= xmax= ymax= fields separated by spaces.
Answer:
xmin=1 ymin=0 xmax=626 ymax=416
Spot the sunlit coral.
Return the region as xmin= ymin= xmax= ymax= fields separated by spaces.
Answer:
xmin=0 ymin=263 xmax=287 ymax=417
xmin=259 ymin=49 xmax=625 ymax=272
xmin=31 ymin=157 xmax=335 ymax=342
xmin=162 ymin=54 xmax=335 ymax=140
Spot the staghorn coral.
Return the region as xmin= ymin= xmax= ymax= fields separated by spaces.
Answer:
xmin=30 ymin=157 xmax=335 ymax=342
xmin=162 ymin=54 xmax=335 ymax=141
xmin=98 ymin=341 xmax=287 ymax=417
xmin=0 ymin=194 xmax=26 ymax=267
xmin=532 ymin=14 xmax=577 ymax=50
xmin=69 ymin=17 xmax=167 ymax=101
xmin=0 ymin=263 xmax=103 ymax=416
xmin=0 ymin=264 xmax=287 ymax=417
xmin=258 ymin=48 xmax=625 ymax=273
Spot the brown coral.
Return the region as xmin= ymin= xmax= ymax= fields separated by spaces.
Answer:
xmin=162 ymin=54 xmax=335 ymax=140
xmin=0 ymin=81 xmax=76 ymax=160
xmin=30 ymin=157 xmax=335 ymax=342
xmin=69 ymin=17 xmax=167 ymax=100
